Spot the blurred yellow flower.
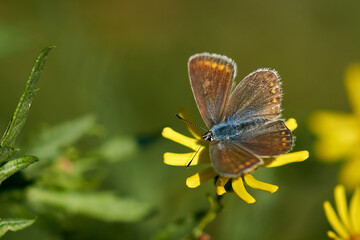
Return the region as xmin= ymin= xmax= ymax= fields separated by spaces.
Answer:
xmin=162 ymin=111 xmax=309 ymax=204
xmin=310 ymin=64 xmax=360 ymax=189
xmin=323 ymin=185 xmax=360 ymax=240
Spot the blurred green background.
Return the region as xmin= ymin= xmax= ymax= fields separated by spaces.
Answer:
xmin=0 ymin=0 xmax=359 ymax=239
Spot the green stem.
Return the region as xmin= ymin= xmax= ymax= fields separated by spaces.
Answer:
xmin=186 ymin=194 xmax=224 ymax=239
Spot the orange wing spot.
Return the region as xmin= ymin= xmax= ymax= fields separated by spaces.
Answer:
xmin=245 ymin=161 xmax=251 ymax=166
xmin=198 ymin=61 xmax=203 ymax=66
xmin=265 ymin=76 xmax=270 ymax=81
xmin=204 ymin=61 xmax=211 ymax=66
xmin=281 ymin=131 xmax=286 ymax=135
xmin=239 ymin=164 xmax=245 ymax=169
xmin=225 ymin=67 xmax=232 ymax=73
xmin=282 ymin=143 xmax=287 ymax=147
xmin=218 ymin=64 xmax=225 ymax=71
xmin=211 ymin=62 xmax=217 ymax=69
xmin=281 ymin=137 xmax=287 ymax=141
xmin=271 ymin=89 xmax=276 ymax=94
xmin=270 ymin=82 xmax=274 ymax=87
xmin=273 ymin=98 xmax=278 ymax=103
xmin=278 ymin=147 xmax=283 ymax=151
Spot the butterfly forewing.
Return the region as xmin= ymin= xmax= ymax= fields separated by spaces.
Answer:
xmin=210 ymin=141 xmax=263 ymax=177
xmin=225 ymin=69 xmax=282 ymax=123
xmin=188 ymin=53 xmax=236 ymax=128
xmin=234 ymin=120 xmax=293 ymax=156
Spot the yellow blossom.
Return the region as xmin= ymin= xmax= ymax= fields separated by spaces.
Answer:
xmin=310 ymin=63 xmax=360 ymax=189
xmin=324 ymin=184 xmax=360 ymax=240
xmin=162 ymin=110 xmax=309 ymax=204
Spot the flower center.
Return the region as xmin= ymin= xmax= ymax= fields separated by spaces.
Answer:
xmin=350 ymin=234 xmax=360 ymax=240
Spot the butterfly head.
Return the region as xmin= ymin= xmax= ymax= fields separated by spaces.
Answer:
xmin=202 ymin=130 xmax=214 ymax=142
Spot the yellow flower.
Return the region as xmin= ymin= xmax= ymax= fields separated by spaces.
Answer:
xmin=323 ymin=184 xmax=360 ymax=240
xmin=162 ymin=111 xmax=309 ymax=204
xmin=310 ymin=64 xmax=360 ymax=190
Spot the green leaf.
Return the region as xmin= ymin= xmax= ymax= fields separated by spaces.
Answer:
xmin=0 ymin=45 xmax=54 ymax=148
xmin=0 ymin=218 xmax=35 ymax=238
xmin=97 ymin=136 xmax=137 ymax=162
xmin=24 ymin=114 xmax=96 ymax=176
xmin=26 ymin=114 xmax=96 ymax=160
xmin=27 ymin=188 xmax=152 ymax=222
xmin=0 ymin=156 xmax=38 ymax=185
xmin=0 ymin=147 xmax=17 ymax=165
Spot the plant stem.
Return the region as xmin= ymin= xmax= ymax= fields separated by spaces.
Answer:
xmin=186 ymin=194 xmax=224 ymax=239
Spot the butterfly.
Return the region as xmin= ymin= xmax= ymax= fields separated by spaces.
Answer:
xmin=187 ymin=53 xmax=293 ymax=178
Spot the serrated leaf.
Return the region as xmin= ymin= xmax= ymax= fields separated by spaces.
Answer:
xmin=0 ymin=147 xmax=17 ymax=165
xmin=27 ymin=188 xmax=152 ymax=222
xmin=1 ymin=46 xmax=55 ymax=148
xmin=0 ymin=156 xmax=38 ymax=185
xmin=97 ymin=136 xmax=137 ymax=162
xmin=0 ymin=218 xmax=35 ymax=237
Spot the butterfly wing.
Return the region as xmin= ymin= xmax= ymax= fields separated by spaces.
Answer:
xmin=225 ymin=69 xmax=282 ymax=122
xmin=223 ymin=68 xmax=293 ymax=156
xmin=188 ymin=53 xmax=237 ymax=128
xmin=234 ymin=119 xmax=293 ymax=156
xmin=210 ymin=141 xmax=263 ymax=177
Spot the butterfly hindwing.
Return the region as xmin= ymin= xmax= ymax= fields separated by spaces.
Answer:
xmin=188 ymin=53 xmax=236 ymax=128
xmin=226 ymin=69 xmax=282 ymax=122
xmin=233 ymin=119 xmax=293 ymax=156
xmin=210 ymin=141 xmax=263 ymax=177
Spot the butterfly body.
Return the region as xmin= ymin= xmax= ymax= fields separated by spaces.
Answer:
xmin=210 ymin=118 xmax=268 ymax=142
xmin=188 ymin=53 xmax=293 ymax=178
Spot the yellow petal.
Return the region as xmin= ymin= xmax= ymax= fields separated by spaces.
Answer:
xmin=178 ymin=110 xmax=203 ymax=140
xmin=345 ymin=63 xmax=360 ymax=117
xmin=327 ymin=230 xmax=342 ymax=240
xmin=334 ymin=185 xmax=352 ymax=232
xmin=216 ymin=176 xmax=229 ymax=196
xmin=232 ymin=177 xmax=256 ymax=204
xmin=243 ymin=174 xmax=278 ymax=193
xmin=186 ymin=167 xmax=217 ymax=188
xmin=324 ymin=201 xmax=349 ymax=239
xmin=163 ymin=149 xmax=210 ymax=166
xmin=162 ymin=127 xmax=201 ymax=151
xmin=350 ymin=187 xmax=360 ymax=233
xmin=309 ymin=111 xmax=359 ymax=161
xmin=309 ymin=111 xmax=358 ymax=137
xmin=339 ymin=158 xmax=360 ymax=190
xmin=314 ymin=141 xmax=353 ymax=162
xmin=263 ymin=150 xmax=309 ymax=168
xmin=286 ymin=118 xmax=297 ymax=131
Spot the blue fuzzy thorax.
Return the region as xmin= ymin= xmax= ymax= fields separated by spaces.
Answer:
xmin=211 ymin=118 xmax=267 ymax=141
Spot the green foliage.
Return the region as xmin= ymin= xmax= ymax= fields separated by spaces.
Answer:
xmin=0 ymin=156 xmax=38 ymax=185
xmin=0 ymin=46 xmax=53 ymax=183
xmin=96 ymin=136 xmax=137 ymax=162
xmin=154 ymin=195 xmax=223 ymax=240
xmin=20 ymin=114 xmax=150 ymax=223
xmin=0 ymin=44 xmax=151 ymax=237
xmin=1 ymin=46 xmax=55 ymax=148
xmin=27 ymin=188 xmax=151 ymax=222
xmin=0 ymin=219 xmax=36 ymax=237
xmin=0 ymin=46 xmax=53 ymax=238
xmin=24 ymin=114 xmax=97 ymax=176
xmin=0 ymin=147 xmax=17 ymax=165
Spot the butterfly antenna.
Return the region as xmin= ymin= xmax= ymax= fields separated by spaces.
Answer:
xmin=175 ymin=114 xmax=208 ymax=132
xmin=186 ymin=139 xmax=207 ymax=168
